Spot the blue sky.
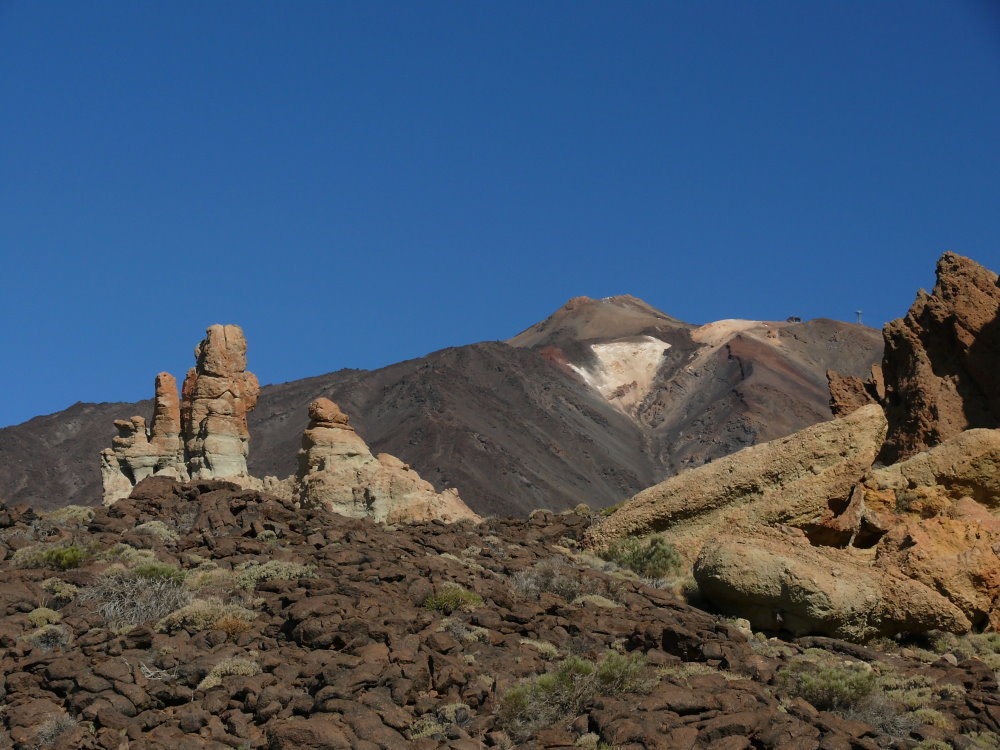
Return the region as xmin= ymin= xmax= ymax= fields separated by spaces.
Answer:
xmin=1 ymin=1 xmax=999 ymax=428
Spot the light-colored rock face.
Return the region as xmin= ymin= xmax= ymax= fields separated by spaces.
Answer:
xmin=585 ymin=404 xmax=887 ymax=560
xmin=694 ymin=526 xmax=970 ymax=641
xmin=568 ymin=336 xmax=671 ymax=414
xmin=295 ymin=398 xmax=479 ymax=523
xmin=100 ymin=377 xmax=192 ymax=505
xmin=181 ymin=324 xmax=260 ymax=480
xmin=101 ymin=326 xmax=258 ymax=503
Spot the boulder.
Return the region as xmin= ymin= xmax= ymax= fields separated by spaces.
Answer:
xmin=295 ymin=398 xmax=479 ymax=523
xmin=825 ymin=429 xmax=1000 ymax=630
xmin=694 ymin=526 xmax=971 ymax=641
xmin=585 ymin=405 xmax=887 ymax=560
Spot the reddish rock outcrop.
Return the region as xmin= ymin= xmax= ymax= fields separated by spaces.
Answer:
xmin=881 ymin=252 xmax=1000 ymax=462
xmin=830 ymin=252 xmax=1000 ymax=462
xmin=181 ymin=324 xmax=260 ymax=480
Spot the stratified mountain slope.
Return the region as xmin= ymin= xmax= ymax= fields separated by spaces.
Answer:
xmin=0 ymin=296 xmax=882 ymax=516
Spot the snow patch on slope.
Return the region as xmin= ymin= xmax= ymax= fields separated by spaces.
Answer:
xmin=569 ymin=336 xmax=671 ymax=414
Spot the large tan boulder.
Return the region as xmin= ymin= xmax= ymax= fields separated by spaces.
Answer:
xmin=826 ymin=429 xmax=1000 ymax=630
xmin=296 ymin=398 xmax=479 ymax=523
xmin=585 ymin=404 xmax=887 ymax=560
xmin=181 ymin=324 xmax=260 ymax=479
xmin=694 ymin=526 xmax=971 ymax=641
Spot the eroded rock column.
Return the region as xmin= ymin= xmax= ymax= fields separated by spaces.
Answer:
xmin=181 ymin=324 xmax=260 ymax=480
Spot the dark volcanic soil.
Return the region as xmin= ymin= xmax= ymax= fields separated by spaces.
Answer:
xmin=0 ymin=298 xmax=882 ymax=516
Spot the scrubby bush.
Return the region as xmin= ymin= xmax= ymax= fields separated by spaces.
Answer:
xmin=25 ymin=624 xmax=71 ymax=652
xmin=43 ymin=505 xmax=94 ymax=526
xmin=497 ymin=651 xmax=649 ymax=741
xmin=155 ymin=597 xmax=256 ymax=633
xmin=27 ymin=607 xmax=62 ymax=627
xmin=132 ymin=561 xmax=186 ymax=584
xmin=98 ymin=542 xmax=155 ymax=566
xmin=777 ymin=655 xmax=877 ymax=712
xmin=599 ymin=535 xmax=682 ymax=578
xmin=510 ymin=558 xmax=582 ymax=602
xmin=214 ymin=614 xmax=254 ymax=640
xmin=133 ymin=520 xmax=179 ymax=543
xmin=422 ymin=585 xmax=484 ymax=614
xmin=409 ymin=715 xmax=447 ymax=740
xmin=11 ymin=543 xmax=90 ymax=571
xmin=79 ymin=568 xmax=191 ymax=629
xmin=34 ymin=713 xmax=78 ymax=747
xmin=234 ymin=559 xmax=316 ymax=590
xmin=41 ymin=578 xmax=79 ymax=608
xmin=196 ymin=657 xmax=261 ymax=690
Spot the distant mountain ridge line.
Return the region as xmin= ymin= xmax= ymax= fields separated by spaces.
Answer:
xmin=0 ymin=296 xmax=882 ymax=516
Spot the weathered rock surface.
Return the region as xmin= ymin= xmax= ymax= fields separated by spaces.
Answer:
xmin=827 ymin=367 xmax=882 ymax=417
xmin=834 ymin=252 xmax=1000 ymax=463
xmin=3 ymin=482 xmax=999 ymax=749
xmin=100 ymin=373 xmax=189 ymax=504
xmin=817 ymin=429 xmax=1000 ymax=631
xmin=694 ymin=526 xmax=971 ymax=641
xmin=181 ymin=324 xmax=260 ymax=480
xmin=585 ymin=405 xmax=888 ymax=560
xmin=294 ymin=398 xmax=478 ymax=523
xmin=100 ymin=327 xmax=260 ymax=503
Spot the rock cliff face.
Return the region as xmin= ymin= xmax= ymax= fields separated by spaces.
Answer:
xmin=880 ymin=252 xmax=1000 ymax=462
xmin=829 ymin=252 xmax=1000 ymax=461
xmin=293 ymin=398 xmax=478 ymax=523
xmin=101 ymin=326 xmax=260 ymax=504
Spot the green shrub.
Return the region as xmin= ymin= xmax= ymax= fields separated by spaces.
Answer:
xmin=599 ymin=535 xmax=682 ymax=578
xmin=27 ymin=607 xmax=62 ymax=627
xmin=497 ymin=651 xmax=648 ymax=741
xmin=777 ymin=656 xmax=877 ymax=712
xmin=422 ymin=585 xmax=483 ymax=614
xmin=132 ymin=562 xmax=186 ymax=584
xmin=234 ymin=560 xmax=316 ymax=590
xmin=196 ymin=657 xmax=261 ymax=690
xmin=156 ymin=597 xmax=256 ymax=633
xmin=11 ymin=543 xmax=90 ymax=571
xmin=43 ymin=505 xmax=95 ymax=526
xmin=25 ymin=624 xmax=71 ymax=652
xmin=79 ymin=568 xmax=191 ymax=629
xmin=599 ymin=502 xmax=623 ymax=517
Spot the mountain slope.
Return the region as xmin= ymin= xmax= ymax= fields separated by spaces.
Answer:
xmin=0 ymin=297 xmax=882 ymax=516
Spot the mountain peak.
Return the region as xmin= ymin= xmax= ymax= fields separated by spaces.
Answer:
xmin=507 ymin=294 xmax=692 ymax=350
